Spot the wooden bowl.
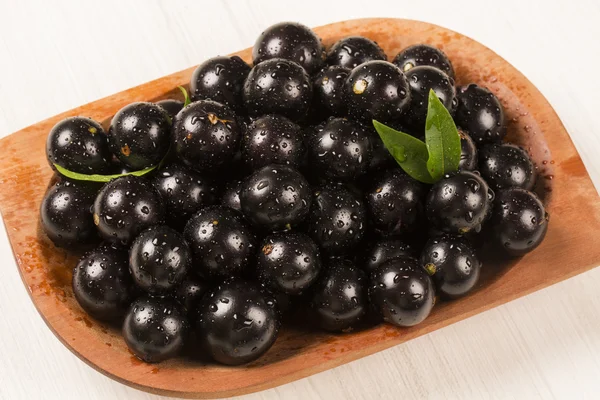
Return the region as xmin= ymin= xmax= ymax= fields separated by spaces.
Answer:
xmin=1 ymin=18 xmax=599 ymax=399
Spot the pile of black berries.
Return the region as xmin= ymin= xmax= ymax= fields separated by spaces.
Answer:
xmin=41 ymin=22 xmax=549 ymax=365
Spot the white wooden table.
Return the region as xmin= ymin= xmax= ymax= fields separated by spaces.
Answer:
xmin=1 ymin=0 xmax=600 ymax=399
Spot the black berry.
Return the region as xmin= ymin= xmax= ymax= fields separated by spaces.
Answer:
xmin=172 ymin=100 xmax=241 ymax=173
xmin=368 ymin=256 xmax=434 ymax=327
xmin=307 ymin=117 xmax=372 ymax=181
xmin=479 ymin=143 xmax=536 ymax=191
xmin=326 ymin=36 xmax=386 ymax=69
xmin=426 ymin=171 xmax=494 ymax=234
xmin=393 ymin=44 xmax=455 ymax=80
xmin=40 ymin=180 xmax=97 ymax=248
xmin=454 ymin=84 xmax=506 ymax=144
xmin=240 ymin=164 xmax=312 ymax=231
xmin=152 ymin=164 xmax=217 ymax=229
xmin=46 ymin=117 xmax=111 ymax=174
xmin=72 ymin=243 xmax=133 ymax=321
xmin=420 ymin=235 xmax=481 ymax=299
xmin=403 ymin=66 xmax=455 ymax=129
xmin=108 ymin=102 xmax=171 ymax=169
xmin=307 ymin=184 xmax=366 ymax=254
xmin=489 ymin=188 xmax=549 ymax=256
xmin=366 ymin=169 xmax=426 ymax=235
xmin=243 ymin=58 xmax=313 ymax=121
xmin=93 ymin=176 xmax=165 ymax=244
xmin=196 ymin=280 xmax=279 ymax=365
xmin=129 ymin=225 xmax=191 ymax=294
xmin=312 ymin=65 xmax=350 ymax=118
xmin=190 ymin=55 xmax=251 ymax=113
xmin=241 ymin=114 xmax=305 ymax=169
xmin=256 ymin=232 xmax=321 ymax=295
xmin=123 ymin=296 xmax=188 ymax=363
xmin=253 ymin=22 xmax=324 ymax=74
xmin=184 ymin=206 xmax=255 ymax=279
xmin=345 ymin=60 xmax=411 ymax=123
xmin=309 ymin=259 xmax=367 ymax=332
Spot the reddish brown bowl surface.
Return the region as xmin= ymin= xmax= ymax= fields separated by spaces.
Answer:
xmin=0 ymin=18 xmax=599 ymax=399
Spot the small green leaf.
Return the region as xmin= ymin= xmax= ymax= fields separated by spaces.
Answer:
xmin=178 ymin=86 xmax=192 ymax=107
xmin=372 ymin=120 xmax=435 ymax=184
xmin=425 ymin=89 xmax=461 ymax=181
xmin=54 ymin=163 xmax=158 ymax=183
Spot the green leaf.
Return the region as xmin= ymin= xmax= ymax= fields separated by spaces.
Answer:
xmin=54 ymin=163 xmax=158 ymax=183
xmin=372 ymin=120 xmax=435 ymax=184
xmin=178 ymin=86 xmax=192 ymax=107
xmin=425 ymin=89 xmax=461 ymax=181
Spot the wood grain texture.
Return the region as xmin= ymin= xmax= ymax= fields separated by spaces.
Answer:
xmin=0 ymin=17 xmax=599 ymax=399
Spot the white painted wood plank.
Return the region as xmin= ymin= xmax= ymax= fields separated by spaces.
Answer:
xmin=0 ymin=0 xmax=599 ymax=399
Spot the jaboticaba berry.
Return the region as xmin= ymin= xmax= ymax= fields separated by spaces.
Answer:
xmin=172 ymin=100 xmax=241 ymax=173
xmin=240 ymin=164 xmax=312 ymax=231
xmin=252 ymin=22 xmax=324 ymax=74
xmin=454 ymin=84 xmax=506 ymax=144
xmin=345 ymin=60 xmax=411 ymax=123
xmin=426 ymin=171 xmax=494 ymax=234
xmin=243 ymin=58 xmax=313 ymax=121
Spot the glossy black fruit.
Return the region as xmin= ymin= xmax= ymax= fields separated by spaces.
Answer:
xmin=46 ymin=117 xmax=111 ymax=174
xmin=72 ymin=243 xmax=133 ymax=321
xmin=40 ymin=180 xmax=96 ymax=248
xmin=243 ymin=58 xmax=313 ymax=121
xmin=479 ymin=143 xmax=536 ymax=191
xmin=489 ymin=188 xmax=549 ymax=256
xmin=345 ymin=60 xmax=411 ymax=123
xmin=152 ymin=164 xmax=217 ymax=229
xmin=196 ymin=280 xmax=279 ymax=365
xmin=307 ymin=117 xmax=372 ymax=181
xmin=307 ymin=184 xmax=367 ymax=255
xmin=129 ymin=226 xmax=191 ymax=294
xmin=123 ymin=296 xmax=188 ymax=363
xmin=241 ymin=114 xmax=305 ymax=169
xmin=183 ymin=206 xmax=255 ymax=279
xmin=309 ymin=259 xmax=367 ymax=332
xmin=364 ymin=238 xmax=415 ymax=273
xmin=221 ymin=179 xmax=244 ymax=212
xmin=420 ymin=235 xmax=481 ymax=298
xmin=403 ymin=66 xmax=455 ymax=129
xmin=393 ymin=44 xmax=455 ymax=80
xmin=108 ymin=102 xmax=171 ymax=169
xmin=173 ymin=277 xmax=208 ymax=316
xmin=256 ymin=232 xmax=321 ymax=295
xmin=366 ymin=169 xmax=426 ymax=235
xmin=312 ymin=65 xmax=350 ymax=118
xmin=326 ymin=36 xmax=386 ymax=69
xmin=240 ymin=164 xmax=311 ymax=231
xmin=458 ymin=130 xmax=478 ymax=171
xmin=156 ymin=99 xmax=184 ymax=120
xmin=454 ymin=84 xmax=506 ymax=144
xmin=252 ymin=22 xmax=324 ymax=74
xmin=172 ymin=100 xmax=241 ymax=173
xmin=426 ymin=171 xmax=494 ymax=234
xmin=190 ymin=56 xmax=251 ymax=112
xmin=93 ymin=176 xmax=165 ymax=244
xmin=368 ymin=256 xmax=434 ymax=327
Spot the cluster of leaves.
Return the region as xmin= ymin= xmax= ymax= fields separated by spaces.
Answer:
xmin=373 ymin=90 xmax=461 ymax=184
